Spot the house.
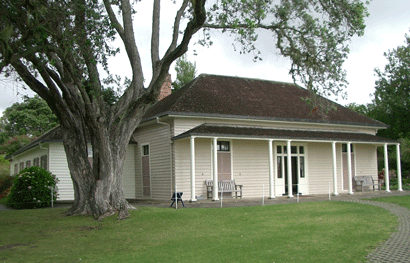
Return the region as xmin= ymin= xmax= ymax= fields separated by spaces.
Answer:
xmin=7 ymin=74 xmax=404 ymax=201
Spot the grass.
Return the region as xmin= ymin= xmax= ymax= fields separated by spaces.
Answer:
xmin=370 ymin=195 xmax=410 ymax=210
xmin=0 ymin=201 xmax=398 ymax=263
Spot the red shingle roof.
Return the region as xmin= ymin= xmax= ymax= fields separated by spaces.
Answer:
xmin=143 ymin=74 xmax=386 ymax=128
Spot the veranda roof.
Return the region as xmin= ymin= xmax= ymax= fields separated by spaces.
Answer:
xmin=172 ymin=124 xmax=398 ymax=144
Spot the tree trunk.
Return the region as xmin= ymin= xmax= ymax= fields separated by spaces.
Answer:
xmin=61 ymin=122 xmax=134 ymax=220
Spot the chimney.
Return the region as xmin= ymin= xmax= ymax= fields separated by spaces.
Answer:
xmin=157 ymin=74 xmax=172 ymax=101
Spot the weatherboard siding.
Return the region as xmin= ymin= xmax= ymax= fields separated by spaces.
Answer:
xmin=123 ymin=145 xmax=136 ymax=199
xmin=48 ymin=143 xmax=74 ymax=200
xmin=307 ymin=142 xmax=343 ymax=194
xmin=134 ymin=124 xmax=172 ymax=200
xmin=232 ymin=140 xmax=270 ymax=198
xmin=354 ymin=144 xmax=378 ymax=181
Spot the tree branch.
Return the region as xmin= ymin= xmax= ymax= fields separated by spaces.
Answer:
xmin=151 ymin=0 xmax=160 ymax=70
xmin=147 ymin=0 xmax=207 ymax=99
xmin=102 ymin=0 xmax=125 ymax=39
xmin=164 ymin=0 xmax=189 ymax=57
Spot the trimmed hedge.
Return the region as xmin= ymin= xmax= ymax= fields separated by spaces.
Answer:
xmin=7 ymin=166 xmax=58 ymax=209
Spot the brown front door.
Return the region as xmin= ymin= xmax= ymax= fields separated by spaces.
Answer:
xmin=218 ymin=152 xmax=231 ymax=181
xmin=142 ymin=145 xmax=151 ymax=197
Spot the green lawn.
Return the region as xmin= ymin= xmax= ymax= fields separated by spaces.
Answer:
xmin=371 ymin=194 xmax=410 ymax=210
xmin=0 ymin=202 xmax=397 ymax=263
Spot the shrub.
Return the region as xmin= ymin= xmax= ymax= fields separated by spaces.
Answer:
xmin=0 ymin=175 xmax=14 ymax=199
xmin=7 ymin=166 xmax=58 ymax=209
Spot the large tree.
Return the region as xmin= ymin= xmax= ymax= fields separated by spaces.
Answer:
xmin=0 ymin=0 xmax=368 ymax=219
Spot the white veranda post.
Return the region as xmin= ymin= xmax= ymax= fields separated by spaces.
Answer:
xmin=347 ymin=142 xmax=353 ymax=195
xmin=212 ymin=137 xmax=219 ymax=201
xmin=287 ymin=140 xmax=293 ymax=198
xmin=268 ymin=139 xmax=275 ymax=199
xmin=332 ymin=142 xmax=339 ymax=196
xmin=190 ymin=136 xmax=196 ymax=202
xmin=384 ymin=144 xmax=390 ymax=192
xmin=397 ymin=144 xmax=403 ymax=192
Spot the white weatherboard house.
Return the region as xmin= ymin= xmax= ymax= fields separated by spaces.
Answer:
xmin=7 ymin=74 xmax=404 ymax=201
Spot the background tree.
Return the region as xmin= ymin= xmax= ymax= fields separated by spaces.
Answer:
xmin=346 ymin=102 xmax=373 ymax=116
xmin=0 ymin=95 xmax=58 ymax=138
xmin=372 ymin=32 xmax=410 ymax=140
xmin=348 ymin=31 xmax=410 ymax=180
xmin=0 ymin=0 xmax=369 ymax=219
xmin=172 ymin=54 xmax=197 ymax=91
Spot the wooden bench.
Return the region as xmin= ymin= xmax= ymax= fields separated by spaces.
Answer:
xmin=205 ymin=180 xmax=243 ymax=199
xmin=354 ymin=176 xmax=382 ymax=192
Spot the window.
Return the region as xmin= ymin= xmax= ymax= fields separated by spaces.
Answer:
xmin=33 ymin=157 xmax=39 ymax=167
xmin=342 ymin=144 xmax=354 ymax=153
xmin=291 ymin=146 xmax=297 ymax=154
xmin=14 ymin=164 xmax=18 ymax=175
xmin=217 ymin=141 xmax=230 ymax=152
xmin=276 ymin=146 xmax=282 ymax=154
xmin=276 ymin=143 xmax=306 ymax=180
xmin=142 ymin=145 xmax=149 ymax=156
xmin=300 ymin=157 xmax=305 ymax=178
xmin=19 ymin=162 xmax=24 ymax=172
xmin=277 ymin=156 xmax=282 ymax=178
xmin=299 ymin=146 xmax=304 ymax=154
xmin=40 ymin=155 xmax=48 ymax=170
xmin=26 ymin=160 xmax=31 ymax=168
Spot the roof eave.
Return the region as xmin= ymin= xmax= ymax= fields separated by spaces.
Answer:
xmin=142 ymin=112 xmax=388 ymax=130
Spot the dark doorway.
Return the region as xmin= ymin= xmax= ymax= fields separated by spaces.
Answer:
xmin=284 ymin=156 xmax=299 ymax=195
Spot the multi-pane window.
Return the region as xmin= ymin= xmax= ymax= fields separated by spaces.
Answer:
xmin=217 ymin=141 xmax=230 ymax=152
xmin=143 ymin=145 xmax=149 ymax=156
xmin=342 ymin=144 xmax=354 ymax=153
xmin=40 ymin=155 xmax=48 ymax=170
xmin=276 ymin=145 xmax=306 ymax=179
xmin=33 ymin=157 xmax=39 ymax=167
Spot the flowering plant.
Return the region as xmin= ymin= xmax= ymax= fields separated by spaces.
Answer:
xmin=7 ymin=166 xmax=59 ymax=209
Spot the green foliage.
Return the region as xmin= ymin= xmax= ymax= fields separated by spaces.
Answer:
xmin=372 ymin=31 xmax=410 ymax=140
xmin=172 ymin=54 xmax=197 ymax=91
xmin=6 ymin=166 xmax=58 ymax=209
xmin=346 ymin=102 xmax=373 ymax=116
xmin=348 ymin=32 xmax=410 ymax=178
xmin=0 ymin=135 xmax=32 ymax=156
xmin=398 ymin=138 xmax=410 ymax=177
xmin=0 ymin=95 xmax=58 ymax=138
xmin=206 ymin=0 xmax=369 ymax=97
xmin=0 ymin=154 xmax=9 ymax=177
xmin=0 ymin=155 xmax=11 ymax=199
xmin=0 ymin=155 xmax=13 ymax=199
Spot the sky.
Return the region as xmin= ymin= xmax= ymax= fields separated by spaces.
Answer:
xmin=1 ymin=0 xmax=409 ymax=116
